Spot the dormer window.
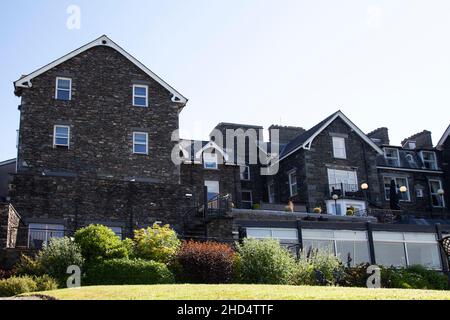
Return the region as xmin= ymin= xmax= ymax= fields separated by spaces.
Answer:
xmin=133 ymin=84 xmax=148 ymax=107
xmin=203 ymin=153 xmax=218 ymax=170
xmin=332 ymin=137 xmax=346 ymax=159
xmin=384 ymin=148 xmax=400 ymax=167
xmin=421 ymin=151 xmax=437 ymax=170
xmin=55 ymin=77 xmax=72 ymax=101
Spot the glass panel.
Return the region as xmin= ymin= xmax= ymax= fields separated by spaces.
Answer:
xmin=134 ymin=97 xmax=147 ymax=106
xmin=406 ymin=243 xmax=442 ymax=270
xmin=134 ymin=133 xmax=147 ymax=143
xmin=403 ymin=233 xmax=436 ymax=242
xmin=302 ymin=239 xmax=335 ymax=254
xmin=134 ymin=144 xmax=147 ymax=154
xmin=302 ymin=229 xmax=334 ymax=239
xmin=241 ymin=192 xmax=252 ymax=202
xmin=272 ymin=229 xmax=298 ymax=240
xmin=247 ymin=228 xmax=272 ymax=238
xmin=55 ymin=126 xmax=69 ymax=136
xmin=57 ymin=89 xmax=70 ymax=100
xmin=134 ymin=86 xmax=147 ymax=96
xmin=372 ymin=231 xmax=404 ymax=241
xmin=55 ymin=137 xmax=68 ymax=145
xmin=374 ymin=242 xmax=407 ymax=267
xmin=57 ymin=79 xmax=71 ymax=89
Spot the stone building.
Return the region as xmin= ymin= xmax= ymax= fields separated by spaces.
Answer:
xmin=0 ymin=35 xmax=449 ymax=272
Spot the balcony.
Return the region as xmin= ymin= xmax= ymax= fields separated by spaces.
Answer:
xmin=329 ymin=183 xmax=364 ymax=199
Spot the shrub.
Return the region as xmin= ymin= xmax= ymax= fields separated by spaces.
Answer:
xmin=0 ymin=276 xmax=37 ymax=297
xmin=85 ymin=258 xmax=175 ymax=285
xmin=176 ymin=241 xmax=235 ymax=284
xmin=235 ymin=239 xmax=296 ymax=284
xmin=381 ymin=265 xmax=448 ymax=290
xmin=313 ymin=207 xmax=322 ymax=214
xmin=37 ymin=237 xmax=84 ymax=286
xmin=15 ymin=254 xmax=44 ymax=277
xmin=74 ymin=225 xmax=129 ymax=263
xmin=133 ymin=224 xmax=181 ymax=263
xmin=0 ymin=269 xmax=15 ymax=280
xmin=291 ymin=249 xmax=345 ymax=286
xmin=34 ymin=275 xmax=59 ymax=292
xmin=339 ymin=263 xmax=372 ymax=288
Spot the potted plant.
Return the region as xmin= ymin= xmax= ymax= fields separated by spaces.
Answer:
xmin=346 ymin=206 xmax=355 ymax=216
xmin=313 ymin=207 xmax=322 ymax=214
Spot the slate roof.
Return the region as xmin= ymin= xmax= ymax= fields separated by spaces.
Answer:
xmin=279 ymin=111 xmax=341 ymax=158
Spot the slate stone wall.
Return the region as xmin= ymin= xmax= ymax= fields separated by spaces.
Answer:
xmin=10 ymin=173 xmax=196 ymax=238
xmin=17 ymin=45 xmax=181 ymax=184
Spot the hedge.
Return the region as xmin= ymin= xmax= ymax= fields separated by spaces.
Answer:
xmin=84 ymin=258 xmax=175 ymax=285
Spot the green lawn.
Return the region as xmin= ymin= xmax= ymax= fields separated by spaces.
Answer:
xmin=25 ymin=284 xmax=450 ymax=300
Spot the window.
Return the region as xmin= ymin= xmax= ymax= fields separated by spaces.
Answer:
xmin=240 ymin=165 xmax=250 ymax=180
xmin=327 ymin=169 xmax=358 ymax=193
xmin=416 ymin=188 xmax=424 ymax=198
xmin=373 ymin=232 xmax=442 ymax=270
xmin=203 ymin=153 xmax=218 ymax=169
xmin=133 ymin=132 xmax=148 ymax=154
xmin=405 ymin=154 xmax=415 ymax=165
xmin=241 ymin=190 xmax=253 ymax=209
xmin=326 ymin=199 xmax=366 ymax=216
xmin=133 ymin=84 xmax=148 ymax=107
xmin=109 ymin=227 xmax=123 ymax=240
xmin=268 ymin=182 xmax=275 ymax=204
xmin=421 ymin=151 xmax=437 ymax=170
xmin=332 ymin=137 xmax=346 ymax=159
xmin=384 ymin=148 xmax=400 ymax=167
xmin=28 ymin=223 xmax=64 ymax=249
xmin=246 ymin=228 xmax=298 ymax=247
xmin=288 ymin=170 xmax=298 ymax=196
xmin=429 ymin=179 xmax=445 ymax=208
xmin=53 ymin=125 xmax=70 ymax=148
xmin=302 ymin=229 xmax=370 ymax=267
xmin=383 ymin=177 xmax=410 ymax=202
xmin=55 ymin=77 xmax=72 ymax=101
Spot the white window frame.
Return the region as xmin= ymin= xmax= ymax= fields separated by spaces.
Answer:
xmin=327 ymin=168 xmax=358 ymax=193
xmin=384 ymin=147 xmax=400 ymax=167
xmin=240 ymin=165 xmax=250 ymax=181
xmin=241 ymin=190 xmax=253 ymax=209
xmin=383 ymin=176 xmax=411 ymax=202
xmin=203 ymin=153 xmax=218 ymax=170
xmin=421 ymin=151 xmax=438 ymax=170
xmin=133 ymin=132 xmax=148 ymax=155
xmin=332 ymin=136 xmax=347 ymax=159
xmin=132 ymin=84 xmax=148 ymax=107
xmin=288 ymin=170 xmax=298 ymax=197
xmin=55 ymin=77 xmax=72 ymax=101
xmin=429 ymin=179 xmax=445 ymax=208
xmin=53 ymin=125 xmax=70 ymax=148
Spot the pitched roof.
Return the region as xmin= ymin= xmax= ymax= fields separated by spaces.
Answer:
xmin=437 ymin=124 xmax=450 ymax=150
xmin=279 ymin=110 xmax=383 ymax=160
xmin=13 ymin=35 xmax=188 ymax=105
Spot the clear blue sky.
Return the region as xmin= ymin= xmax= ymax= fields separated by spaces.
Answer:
xmin=1 ymin=0 xmax=450 ymax=160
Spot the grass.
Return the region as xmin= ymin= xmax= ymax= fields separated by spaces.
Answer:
xmin=24 ymin=284 xmax=450 ymax=300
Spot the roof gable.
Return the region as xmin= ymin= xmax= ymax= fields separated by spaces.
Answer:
xmin=437 ymin=124 xmax=450 ymax=150
xmin=14 ymin=35 xmax=187 ymax=105
xmin=279 ymin=111 xmax=383 ymax=160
